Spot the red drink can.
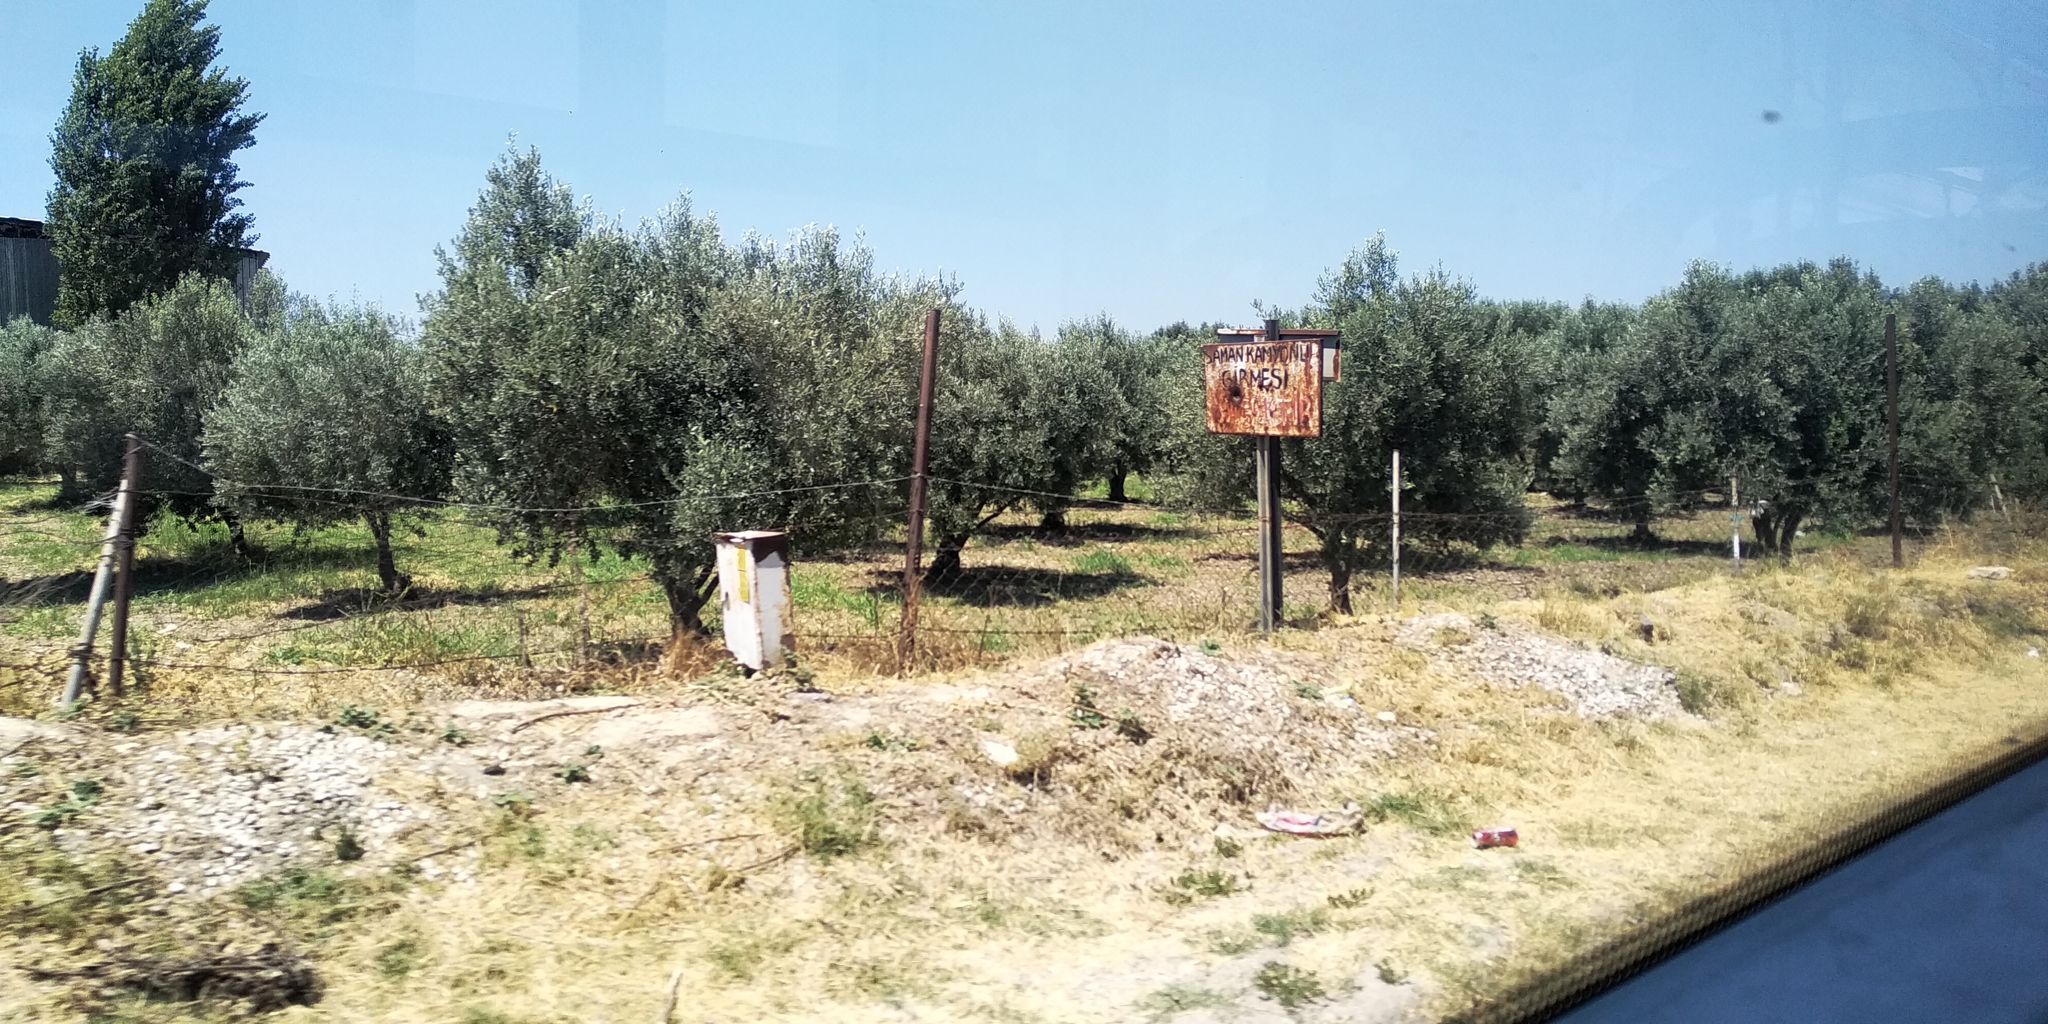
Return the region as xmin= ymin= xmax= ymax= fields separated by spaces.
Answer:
xmin=1471 ymin=826 xmax=1518 ymax=849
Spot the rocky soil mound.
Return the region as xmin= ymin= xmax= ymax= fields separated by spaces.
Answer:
xmin=1396 ymin=612 xmax=1686 ymax=719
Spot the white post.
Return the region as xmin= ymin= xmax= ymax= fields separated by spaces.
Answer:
xmin=1730 ymin=475 xmax=1741 ymax=570
xmin=1391 ymin=450 xmax=1402 ymax=610
xmin=60 ymin=484 xmax=135 ymax=709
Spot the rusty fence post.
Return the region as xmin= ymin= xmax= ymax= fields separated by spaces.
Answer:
xmin=1254 ymin=318 xmax=1284 ymax=633
xmin=899 ymin=308 xmax=941 ymax=674
xmin=106 ymin=434 xmax=144 ymax=697
xmin=60 ymin=435 xmax=143 ymax=710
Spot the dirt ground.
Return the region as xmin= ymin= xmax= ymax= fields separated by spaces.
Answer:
xmin=6 ymin=526 xmax=2048 ymax=1024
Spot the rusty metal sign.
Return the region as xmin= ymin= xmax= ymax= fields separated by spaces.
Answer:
xmin=1203 ymin=338 xmax=1324 ymax=436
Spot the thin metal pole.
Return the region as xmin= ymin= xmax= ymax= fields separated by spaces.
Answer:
xmin=900 ymin=307 xmax=941 ymax=672
xmin=1255 ymin=318 xmax=1284 ymax=633
xmin=60 ymin=458 xmax=138 ymax=710
xmin=1886 ymin=312 xmax=1902 ymax=569
xmin=105 ymin=435 xmax=144 ymax=697
xmin=1390 ymin=450 xmax=1402 ymax=610
xmin=1729 ymin=475 xmax=1742 ymax=571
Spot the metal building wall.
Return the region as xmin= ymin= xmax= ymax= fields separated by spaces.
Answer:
xmin=0 ymin=237 xmax=58 ymax=326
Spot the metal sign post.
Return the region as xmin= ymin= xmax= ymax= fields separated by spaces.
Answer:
xmin=1204 ymin=320 xmax=1339 ymax=632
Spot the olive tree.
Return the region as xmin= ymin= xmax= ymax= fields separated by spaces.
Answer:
xmin=0 ymin=318 xmax=59 ymax=478
xmin=41 ymin=272 xmax=259 ymax=519
xmin=203 ymin=301 xmax=449 ymax=592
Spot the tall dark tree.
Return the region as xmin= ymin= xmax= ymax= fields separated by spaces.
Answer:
xmin=46 ymin=0 xmax=262 ymax=327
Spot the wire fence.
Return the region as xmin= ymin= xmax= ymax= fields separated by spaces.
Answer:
xmin=5 ymin=462 xmax=2000 ymax=704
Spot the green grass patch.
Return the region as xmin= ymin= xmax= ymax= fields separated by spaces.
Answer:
xmin=1074 ymin=548 xmax=1134 ymax=575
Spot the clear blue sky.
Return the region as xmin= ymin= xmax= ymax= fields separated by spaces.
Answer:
xmin=4 ymin=0 xmax=2046 ymax=332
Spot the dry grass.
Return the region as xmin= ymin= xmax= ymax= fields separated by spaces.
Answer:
xmin=7 ymin=479 xmax=2048 ymax=1021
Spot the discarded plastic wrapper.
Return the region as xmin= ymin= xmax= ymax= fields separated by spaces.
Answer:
xmin=1255 ymin=801 xmax=1362 ymax=837
xmin=1471 ymin=826 xmax=1518 ymax=849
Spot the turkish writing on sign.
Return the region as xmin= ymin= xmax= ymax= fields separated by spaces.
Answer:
xmin=1202 ymin=340 xmax=1323 ymax=437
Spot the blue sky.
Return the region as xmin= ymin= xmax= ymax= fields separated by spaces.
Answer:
xmin=3 ymin=0 xmax=2046 ymax=332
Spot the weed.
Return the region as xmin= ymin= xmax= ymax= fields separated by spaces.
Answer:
xmin=1205 ymin=930 xmax=1261 ymax=956
xmin=334 ymin=826 xmax=365 ymax=862
xmin=1675 ymin=670 xmax=1728 ymax=714
xmin=33 ymin=777 xmax=104 ymax=829
xmin=109 ymin=710 xmax=140 ymax=733
xmin=1375 ymin=959 xmax=1408 ymax=984
xmin=583 ymin=744 xmax=603 ymax=758
xmin=440 ymin=724 xmax=470 ymax=746
xmin=1252 ymin=906 xmax=1329 ymax=946
xmin=1199 ymin=637 xmax=1223 ymax=655
xmin=9 ymin=760 xmax=38 ymax=778
xmin=1363 ymin=790 xmax=1469 ymax=836
xmin=781 ymin=775 xmax=877 ymax=859
xmin=1478 ymin=611 xmax=1500 ymax=630
xmin=491 ymin=790 xmax=533 ymax=816
xmin=1213 ymin=835 xmax=1243 ymax=858
xmin=516 ymin=825 xmax=548 ymax=858
xmin=1070 ymin=682 xmax=1111 ymax=729
xmin=237 ymin=868 xmax=368 ymax=928
xmin=1160 ymin=869 xmax=1243 ymax=904
xmin=376 ymin=937 xmax=424 ymax=979
xmin=1252 ymin=962 xmax=1325 ymax=1008
xmin=862 ymin=731 xmax=921 ymax=753
xmin=1075 ymin=549 xmax=1133 ymax=575
xmin=1114 ymin=708 xmax=1151 ymax=743
xmin=1137 ymin=984 xmax=1234 ymax=1020
xmin=1433 ymin=626 xmax=1474 ymax=647
xmin=1293 ymin=681 xmax=1324 ymax=700
xmin=1326 ymin=887 xmax=1373 ymax=909
xmin=554 ymin=763 xmax=590 ymax=784
xmin=334 ymin=704 xmax=394 ymax=738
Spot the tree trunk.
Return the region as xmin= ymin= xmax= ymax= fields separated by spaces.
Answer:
xmin=925 ymin=535 xmax=968 ymax=584
xmin=1621 ymin=496 xmax=1654 ymax=543
xmin=1752 ymin=508 xmax=1777 ymax=557
xmin=1773 ymin=508 xmax=1803 ymax=564
xmin=660 ymin=566 xmax=717 ymax=639
xmin=364 ymin=511 xmax=410 ymax=594
xmin=58 ymin=466 xmax=76 ymax=494
xmin=1039 ymin=508 xmax=1068 ymax=532
xmin=1321 ymin=526 xmax=1354 ymax=616
xmin=225 ymin=512 xmax=250 ymax=557
xmin=1107 ymin=466 xmax=1129 ymax=504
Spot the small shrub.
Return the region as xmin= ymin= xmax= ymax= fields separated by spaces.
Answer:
xmin=1375 ymin=959 xmax=1408 ymax=984
xmin=1198 ymin=638 xmax=1223 ymax=655
xmin=782 ymin=775 xmax=877 ymax=859
xmin=554 ymin=763 xmax=590 ymax=784
xmin=1674 ymin=671 xmax=1726 ymax=714
xmin=1477 ymin=611 xmax=1500 ymax=631
xmin=439 ymin=725 xmax=470 ymax=746
xmin=1213 ymin=835 xmax=1243 ymax=858
xmin=1292 ymin=682 xmax=1323 ymax=700
xmin=1252 ymin=962 xmax=1324 ymax=1008
xmin=109 ymin=710 xmax=140 ymax=733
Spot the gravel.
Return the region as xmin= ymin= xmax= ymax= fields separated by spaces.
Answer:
xmin=1396 ymin=612 xmax=1686 ymax=719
